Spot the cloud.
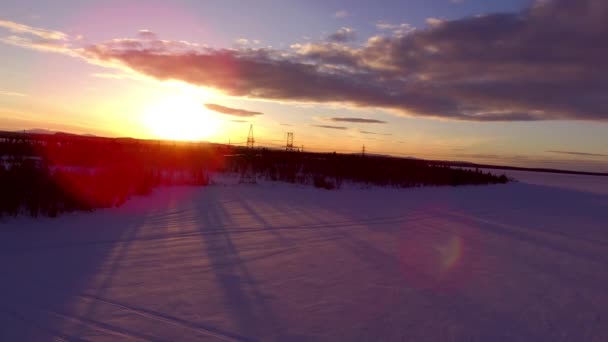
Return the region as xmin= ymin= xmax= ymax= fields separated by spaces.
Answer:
xmin=312 ymin=124 xmax=347 ymax=130
xmin=204 ymin=103 xmax=263 ymax=117
xmin=233 ymin=38 xmax=260 ymax=46
xmin=0 ymin=19 xmax=66 ymax=40
xmin=360 ymin=130 xmax=392 ymax=135
xmin=137 ymin=29 xmax=158 ymax=41
xmin=375 ymin=22 xmax=415 ymax=37
xmin=3 ymin=0 xmax=608 ymax=122
xmin=0 ymin=34 xmax=74 ymax=55
xmin=90 ymin=72 xmax=142 ymax=80
xmin=334 ymin=10 xmax=351 ymax=18
xmin=0 ymin=90 xmax=26 ymax=97
xmin=235 ymin=38 xmax=249 ymax=46
xmin=547 ymin=150 xmax=608 ymax=158
xmin=290 ymin=41 xmax=359 ymax=67
xmin=425 ymin=17 xmax=444 ymax=27
xmin=330 ymin=117 xmax=386 ymax=124
xmin=327 ymin=27 xmax=356 ymax=42
xmin=230 ymin=119 xmax=248 ymax=123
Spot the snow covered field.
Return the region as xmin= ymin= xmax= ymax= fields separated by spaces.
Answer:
xmin=1 ymin=173 xmax=608 ymax=341
xmin=499 ymin=168 xmax=608 ymax=195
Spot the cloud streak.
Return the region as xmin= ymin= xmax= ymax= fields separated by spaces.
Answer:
xmin=547 ymin=150 xmax=608 ymax=158
xmin=0 ymin=90 xmax=27 ymax=97
xmin=204 ymin=103 xmax=262 ymax=117
xmin=312 ymin=124 xmax=347 ymax=130
xmin=0 ymin=19 xmax=67 ymax=40
xmin=360 ymin=130 xmax=392 ymax=136
xmin=2 ymin=0 xmax=608 ymax=122
xmin=330 ymin=117 xmax=386 ymax=124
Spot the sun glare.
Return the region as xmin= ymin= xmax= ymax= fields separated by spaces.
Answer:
xmin=142 ymin=94 xmax=220 ymax=141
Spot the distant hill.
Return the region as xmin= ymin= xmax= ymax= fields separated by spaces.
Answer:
xmin=435 ymin=160 xmax=608 ymax=177
xmin=20 ymin=128 xmax=96 ymax=137
xmin=22 ymin=128 xmax=56 ymax=135
xmin=3 ymin=129 xmax=605 ymax=176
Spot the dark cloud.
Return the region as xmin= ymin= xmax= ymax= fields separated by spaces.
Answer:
xmin=204 ymin=103 xmax=262 ymax=117
xmin=360 ymin=130 xmax=392 ymax=136
xmin=327 ymin=27 xmax=356 ymax=42
xmin=72 ymin=0 xmax=607 ymax=121
xmin=547 ymin=150 xmax=608 ymax=158
xmin=330 ymin=117 xmax=386 ymax=124
xmin=312 ymin=124 xmax=347 ymax=130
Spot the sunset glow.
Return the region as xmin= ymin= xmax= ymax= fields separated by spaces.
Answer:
xmin=141 ymin=94 xmax=220 ymax=141
xmin=0 ymin=0 xmax=607 ymax=171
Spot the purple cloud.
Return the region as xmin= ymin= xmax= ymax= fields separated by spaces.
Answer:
xmin=547 ymin=150 xmax=608 ymax=158
xmin=312 ymin=125 xmax=347 ymax=130
xmin=204 ymin=103 xmax=262 ymax=117
xmin=327 ymin=27 xmax=356 ymax=42
xmin=3 ymin=0 xmax=608 ymax=122
xmin=330 ymin=117 xmax=386 ymax=124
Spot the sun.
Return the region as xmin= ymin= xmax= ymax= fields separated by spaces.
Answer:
xmin=142 ymin=94 xmax=220 ymax=141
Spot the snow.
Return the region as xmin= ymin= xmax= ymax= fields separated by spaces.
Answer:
xmin=496 ymin=168 xmax=608 ymax=195
xmin=1 ymin=173 xmax=608 ymax=341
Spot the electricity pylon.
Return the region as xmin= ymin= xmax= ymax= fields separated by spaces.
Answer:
xmin=285 ymin=132 xmax=296 ymax=151
xmin=246 ymin=124 xmax=255 ymax=149
xmin=240 ymin=124 xmax=257 ymax=184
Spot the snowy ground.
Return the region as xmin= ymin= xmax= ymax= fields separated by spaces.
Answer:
xmin=1 ymin=173 xmax=608 ymax=341
xmin=498 ymin=168 xmax=608 ymax=195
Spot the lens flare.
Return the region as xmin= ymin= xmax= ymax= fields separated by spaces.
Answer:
xmin=398 ymin=205 xmax=482 ymax=292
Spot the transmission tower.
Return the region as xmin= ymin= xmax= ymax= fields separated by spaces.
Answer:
xmin=246 ymin=124 xmax=255 ymax=149
xmin=362 ymin=144 xmax=366 ymax=157
xmin=285 ymin=132 xmax=296 ymax=151
xmin=239 ymin=124 xmax=257 ymax=184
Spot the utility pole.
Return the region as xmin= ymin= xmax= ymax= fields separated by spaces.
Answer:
xmin=362 ymin=144 xmax=366 ymax=157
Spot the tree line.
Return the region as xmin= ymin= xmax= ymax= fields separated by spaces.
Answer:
xmin=0 ymin=134 xmax=221 ymax=218
xmin=0 ymin=133 xmax=507 ymax=218
xmin=228 ymin=149 xmax=508 ymax=190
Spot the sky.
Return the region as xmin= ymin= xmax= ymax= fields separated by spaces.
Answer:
xmin=0 ymin=0 xmax=607 ymax=172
